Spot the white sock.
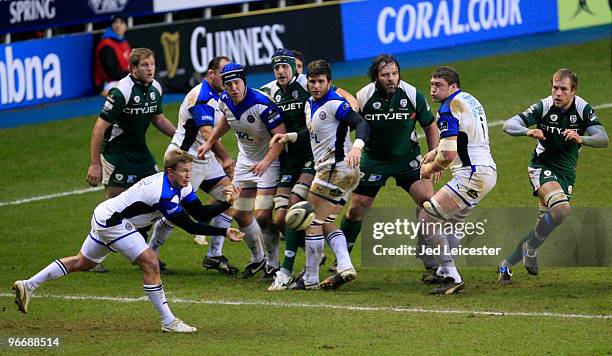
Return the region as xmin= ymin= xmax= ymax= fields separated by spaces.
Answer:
xmin=207 ymin=213 xmax=232 ymax=257
xmin=304 ymin=234 xmax=324 ymax=285
xmin=149 ymin=218 xmax=174 ymax=255
xmin=326 ymin=230 xmax=353 ymax=272
xmin=435 ymin=235 xmax=462 ymax=282
xmin=445 ymin=233 xmax=461 ymax=261
xmin=437 ymin=265 xmax=462 ymax=283
xmin=242 ymin=219 xmax=264 ymax=263
xmin=144 ymin=283 xmax=175 ymax=325
xmin=26 ymin=259 xmax=69 ymax=290
xmin=262 ymin=227 xmax=280 ymax=269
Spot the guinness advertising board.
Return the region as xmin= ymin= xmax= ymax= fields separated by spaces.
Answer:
xmin=126 ymin=3 xmax=344 ymax=92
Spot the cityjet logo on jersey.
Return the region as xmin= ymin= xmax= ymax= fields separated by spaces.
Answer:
xmin=540 ymin=124 xmax=579 ymax=136
xmin=278 ymin=101 xmax=303 ymax=112
xmin=377 ymin=0 xmax=523 ymax=45
xmin=9 ymin=0 xmax=56 ymax=24
xmin=364 ymin=112 xmax=414 ymax=121
xmin=122 ymin=105 xmax=157 ymax=115
xmin=190 ymin=25 xmax=285 ymax=73
xmin=0 ymin=46 xmax=62 ymax=105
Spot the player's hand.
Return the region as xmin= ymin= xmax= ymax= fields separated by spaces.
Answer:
xmin=527 ymin=129 xmax=545 ymax=141
xmin=222 ymin=158 xmax=235 ymax=179
xmin=223 ymin=185 xmax=241 ymax=204
xmin=431 ymin=170 xmax=442 ymax=184
xmin=422 ymin=149 xmax=437 ymax=164
xmin=347 ymin=147 xmax=362 ymax=168
xmin=563 ymin=129 xmax=582 ymax=144
xmin=197 ymin=142 xmax=212 ymax=159
xmin=250 ymin=159 xmax=271 ymax=177
xmin=420 ymin=162 xmax=432 ymax=180
xmin=86 ymin=164 xmax=102 ymax=186
xmin=225 ymin=228 xmax=244 ymax=242
xmin=269 ymin=133 xmax=289 ymax=148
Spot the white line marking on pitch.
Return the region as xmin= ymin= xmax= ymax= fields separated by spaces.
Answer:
xmin=1 ymin=292 xmax=610 ymax=320
xmin=1 ymin=102 xmax=610 ymax=208
xmin=0 ymin=187 xmax=103 ymax=207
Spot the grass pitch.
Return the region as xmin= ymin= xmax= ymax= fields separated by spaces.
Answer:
xmin=1 ymin=39 xmax=611 ymax=354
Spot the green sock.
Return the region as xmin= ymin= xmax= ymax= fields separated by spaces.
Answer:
xmin=340 ymin=217 xmax=362 ymax=254
xmin=281 ymin=228 xmax=303 ymax=273
xmin=506 ymin=230 xmax=535 ymax=266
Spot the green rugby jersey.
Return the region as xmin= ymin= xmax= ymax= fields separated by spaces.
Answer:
xmin=356 ymin=81 xmax=434 ymax=161
xmin=99 ymin=75 xmax=164 ymax=154
xmin=262 ymin=74 xmax=311 ymax=159
xmin=519 ymin=96 xmax=602 ymax=175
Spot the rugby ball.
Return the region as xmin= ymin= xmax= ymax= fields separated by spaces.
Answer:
xmin=285 ymin=201 xmax=315 ymax=231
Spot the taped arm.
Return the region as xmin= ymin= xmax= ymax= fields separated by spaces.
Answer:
xmin=434 ymin=137 xmax=457 ymax=169
xmin=164 ymin=209 xmax=228 ymax=236
xmin=502 ymin=115 xmax=530 ymax=136
xmin=581 ymin=125 xmax=609 ymax=148
xmin=287 ymin=128 xmax=310 ymax=145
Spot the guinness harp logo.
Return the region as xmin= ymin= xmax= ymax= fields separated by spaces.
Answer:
xmin=161 ymin=32 xmax=180 ymax=79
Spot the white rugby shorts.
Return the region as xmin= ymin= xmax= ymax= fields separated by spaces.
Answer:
xmin=80 ymin=216 xmax=150 ymax=263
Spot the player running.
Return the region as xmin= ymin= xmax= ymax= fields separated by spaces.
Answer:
xmin=498 ymin=68 xmax=608 ymax=284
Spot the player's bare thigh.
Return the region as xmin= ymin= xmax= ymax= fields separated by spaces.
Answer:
xmin=346 ymin=193 xmax=375 ymax=221
xmin=408 ymin=179 xmax=435 ymax=207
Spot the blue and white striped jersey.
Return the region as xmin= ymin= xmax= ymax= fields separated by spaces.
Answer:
xmin=437 ymin=90 xmax=495 ymax=170
xmin=93 ymin=172 xmax=197 ymax=229
xmin=172 ymin=81 xmax=220 ymax=159
xmin=304 ymin=89 xmax=353 ymax=170
xmin=219 ymin=87 xmax=284 ymax=162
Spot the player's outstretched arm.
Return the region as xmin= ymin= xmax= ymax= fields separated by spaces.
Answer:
xmin=165 ymin=209 xmax=242 ymax=241
xmin=182 ymin=185 xmax=240 ymax=221
xmin=151 ymin=114 xmax=177 ymax=137
xmin=87 ymin=117 xmax=113 ymax=186
xmin=182 ymin=198 xmax=232 ymax=222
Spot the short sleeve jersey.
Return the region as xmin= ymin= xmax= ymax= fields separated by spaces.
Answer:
xmin=357 ymin=80 xmax=434 ymax=161
xmin=93 ymin=172 xmax=197 ymax=229
xmin=172 ymin=81 xmax=220 ymax=159
xmin=304 ymin=89 xmax=353 ymax=170
xmin=262 ymin=74 xmax=312 ymax=161
xmin=99 ymin=75 xmax=164 ymax=154
xmin=519 ymin=95 xmax=602 ymax=175
xmin=437 ymin=90 xmax=495 ymax=169
xmin=218 ymin=87 xmax=284 ymax=162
